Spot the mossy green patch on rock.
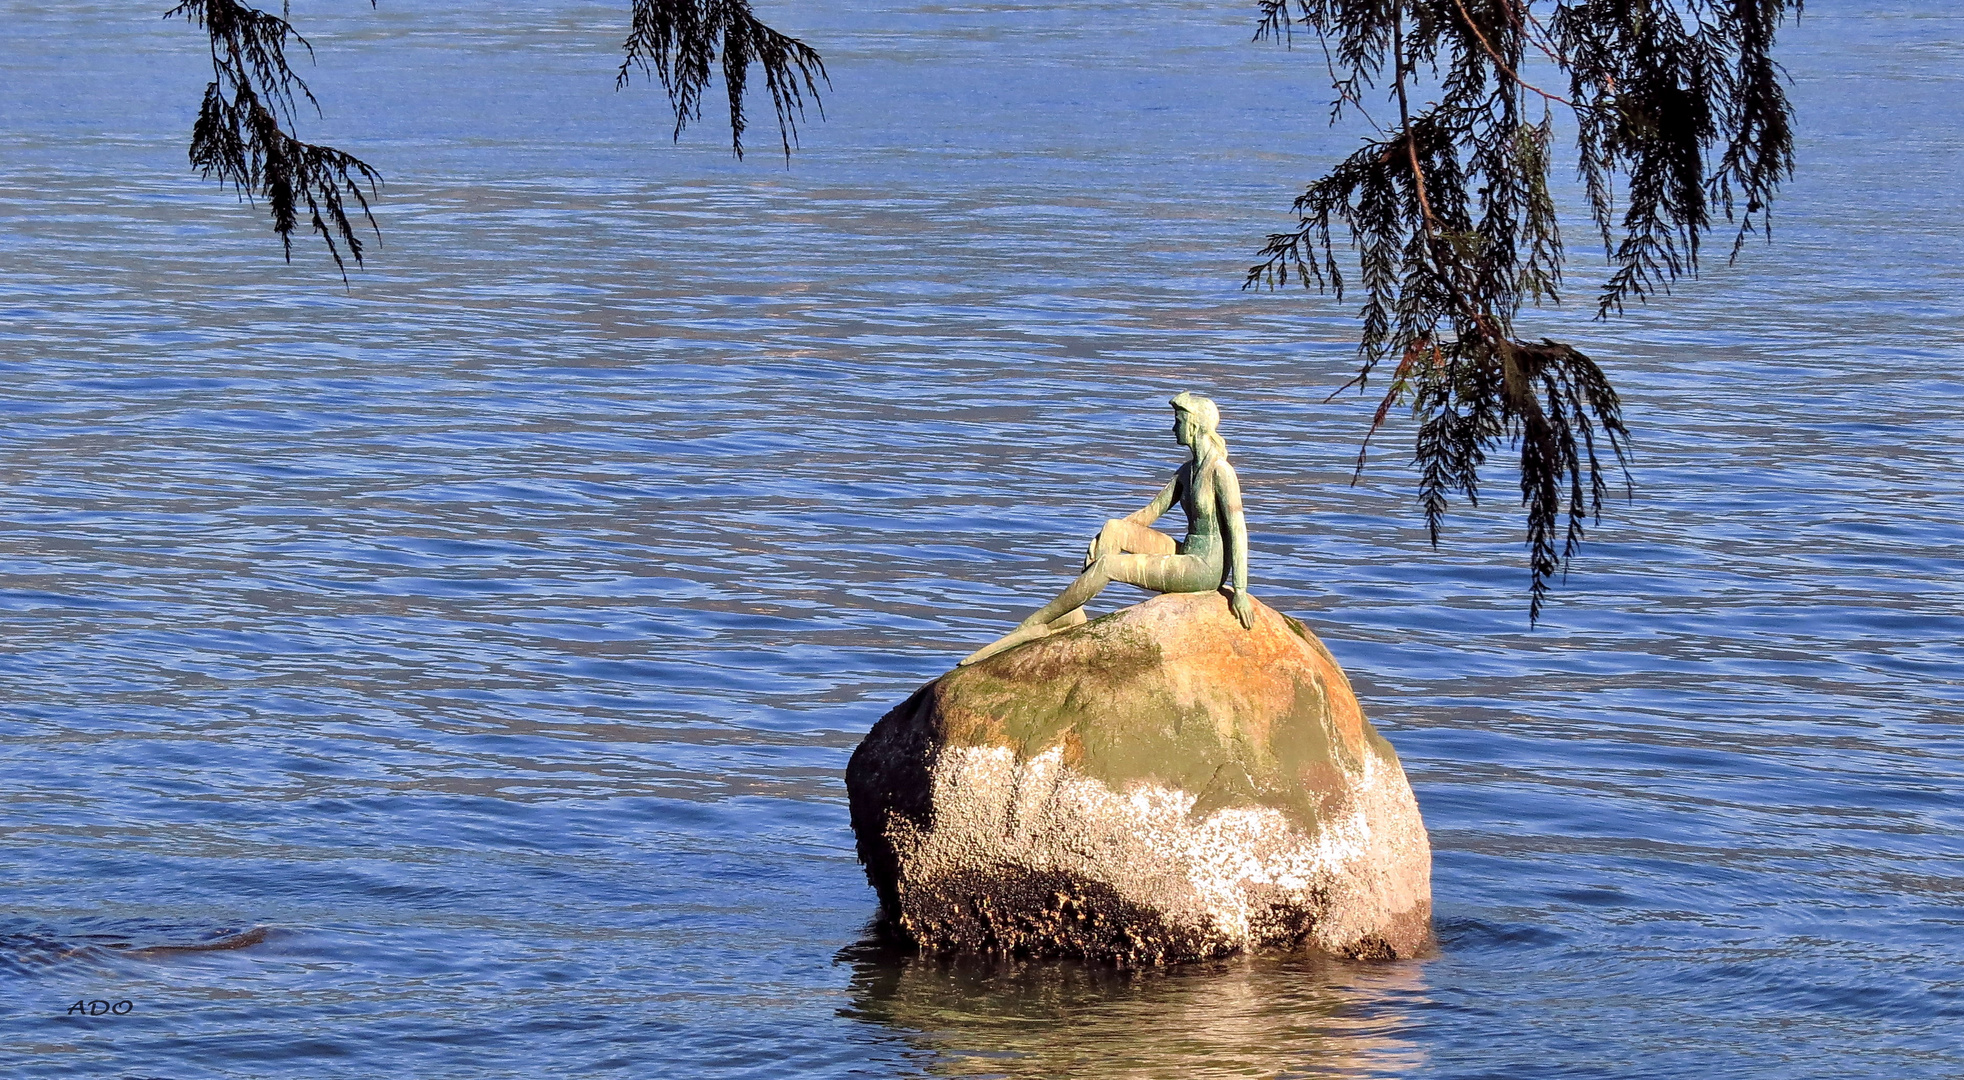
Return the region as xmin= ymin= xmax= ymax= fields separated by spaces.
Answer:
xmin=924 ymin=592 xmax=1383 ymax=835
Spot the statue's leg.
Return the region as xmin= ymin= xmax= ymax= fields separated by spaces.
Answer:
xmin=1047 ymin=520 xmax=1179 ymax=625
xmin=1085 ymin=519 xmax=1178 ymax=569
xmin=1104 ymin=551 xmax=1219 ymax=595
xmin=959 ymin=550 xmax=1223 ymax=666
xmin=958 ymin=558 xmax=1118 ymax=666
xmin=1046 ymin=607 xmax=1087 ymax=630
xmin=1023 ymin=558 xmax=1115 ymax=627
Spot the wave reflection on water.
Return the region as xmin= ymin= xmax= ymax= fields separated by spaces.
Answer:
xmin=1 ymin=1 xmax=1960 ymax=1078
xmin=843 ymin=945 xmax=1429 ymax=1079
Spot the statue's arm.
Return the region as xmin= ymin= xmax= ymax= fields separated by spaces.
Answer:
xmin=1218 ymin=463 xmax=1255 ymax=628
xmin=1124 ymin=473 xmax=1181 ymax=527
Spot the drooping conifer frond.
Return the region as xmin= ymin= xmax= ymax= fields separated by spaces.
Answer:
xmin=617 ymin=0 xmax=828 ymax=160
xmin=1249 ymin=0 xmax=1800 ymax=621
xmin=166 ymin=0 xmax=380 ymax=280
xmin=167 ymin=0 xmax=826 ymax=273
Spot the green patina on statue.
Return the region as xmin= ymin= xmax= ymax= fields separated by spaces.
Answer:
xmin=959 ymin=392 xmax=1255 ymax=667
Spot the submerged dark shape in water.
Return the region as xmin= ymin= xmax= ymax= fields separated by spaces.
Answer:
xmin=122 ymin=925 xmax=270 ymax=959
xmin=0 ymin=925 xmax=270 ymax=972
xmin=849 ymin=592 xmax=1432 ymax=965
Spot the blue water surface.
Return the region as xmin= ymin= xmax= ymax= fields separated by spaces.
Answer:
xmin=1 ymin=2 xmax=1959 ymax=1077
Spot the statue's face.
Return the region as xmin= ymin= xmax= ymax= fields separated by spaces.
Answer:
xmin=1173 ymin=412 xmax=1195 ymax=447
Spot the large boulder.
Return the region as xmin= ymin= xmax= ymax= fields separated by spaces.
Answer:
xmin=847 ymin=591 xmax=1431 ymax=965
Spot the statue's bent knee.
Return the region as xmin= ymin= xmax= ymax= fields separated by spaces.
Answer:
xmin=960 ymin=392 xmax=1253 ymax=669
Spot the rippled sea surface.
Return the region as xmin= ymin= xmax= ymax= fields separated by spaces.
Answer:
xmin=3 ymin=2 xmax=1960 ymax=1077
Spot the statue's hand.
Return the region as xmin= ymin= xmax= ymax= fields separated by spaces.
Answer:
xmin=1228 ymin=588 xmax=1255 ymax=629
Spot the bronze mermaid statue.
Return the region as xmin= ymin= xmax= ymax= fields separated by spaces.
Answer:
xmin=959 ymin=392 xmax=1254 ymax=666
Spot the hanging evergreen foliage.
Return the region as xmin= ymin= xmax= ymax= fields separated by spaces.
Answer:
xmin=617 ymin=0 xmax=827 ymax=160
xmin=166 ymin=0 xmax=382 ymax=281
xmin=167 ymin=0 xmax=823 ymax=277
xmin=1246 ymin=0 xmax=1800 ymax=620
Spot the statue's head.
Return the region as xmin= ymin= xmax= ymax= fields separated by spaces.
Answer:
xmin=1169 ymin=392 xmax=1221 ymax=450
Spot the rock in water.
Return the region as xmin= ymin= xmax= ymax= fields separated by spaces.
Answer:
xmin=847 ymin=591 xmax=1431 ymax=965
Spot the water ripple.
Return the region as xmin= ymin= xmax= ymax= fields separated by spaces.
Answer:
xmin=2 ymin=1 xmax=1960 ymax=1077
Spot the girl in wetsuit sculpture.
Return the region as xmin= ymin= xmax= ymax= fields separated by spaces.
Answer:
xmin=959 ymin=392 xmax=1255 ymax=667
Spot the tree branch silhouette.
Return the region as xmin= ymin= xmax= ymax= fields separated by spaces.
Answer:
xmin=1249 ymin=0 xmax=1800 ymax=621
xmin=168 ymin=0 xmax=827 ymax=274
xmin=167 ymin=0 xmax=380 ymax=281
xmin=618 ymin=0 xmax=828 ymax=161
